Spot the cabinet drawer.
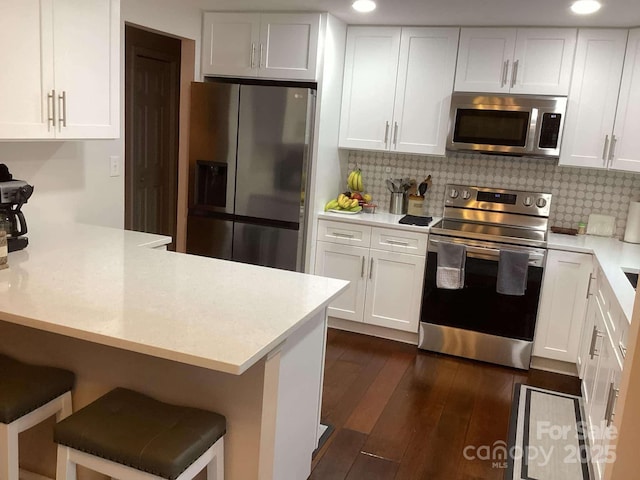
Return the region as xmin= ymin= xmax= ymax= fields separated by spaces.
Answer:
xmin=318 ymin=220 xmax=371 ymax=247
xmin=371 ymin=227 xmax=427 ymax=254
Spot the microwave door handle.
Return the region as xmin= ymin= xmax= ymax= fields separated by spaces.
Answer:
xmin=528 ymin=108 xmax=539 ymax=151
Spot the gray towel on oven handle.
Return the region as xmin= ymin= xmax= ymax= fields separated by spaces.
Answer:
xmin=496 ymin=250 xmax=529 ymax=296
xmin=436 ymin=241 xmax=466 ymax=290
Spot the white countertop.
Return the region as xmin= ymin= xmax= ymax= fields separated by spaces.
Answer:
xmin=548 ymin=233 xmax=640 ymax=323
xmin=0 ymin=223 xmax=348 ymax=375
xmin=318 ymin=211 xmax=440 ymax=233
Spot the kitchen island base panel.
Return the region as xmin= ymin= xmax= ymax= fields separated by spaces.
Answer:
xmin=0 ymin=311 xmax=327 ymax=480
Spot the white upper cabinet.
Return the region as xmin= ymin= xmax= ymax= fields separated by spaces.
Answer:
xmin=455 ymin=28 xmax=576 ymax=95
xmin=202 ymin=13 xmax=261 ymax=78
xmin=0 ymin=0 xmax=119 ymax=140
xmin=455 ymin=28 xmax=516 ymax=93
xmin=0 ymin=0 xmax=54 ymax=139
xmin=560 ymin=30 xmax=628 ymax=169
xmin=560 ymin=28 xmax=640 ymax=173
xmin=339 ymin=26 xmax=459 ymax=155
xmin=202 ymin=12 xmax=321 ymax=81
xmin=392 ymin=28 xmax=460 ymax=155
xmin=339 ymin=27 xmax=401 ymax=151
xmin=259 ymin=14 xmax=320 ymax=80
xmin=53 ymin=0 xmax=120 ymax=139
xmin=610 ymin=29 xmax=640 ymax=173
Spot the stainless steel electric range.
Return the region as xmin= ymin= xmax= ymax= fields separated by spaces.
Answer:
xmin=418 ymin=184 xmax=552 ymax=369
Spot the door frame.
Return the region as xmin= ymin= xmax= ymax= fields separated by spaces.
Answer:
xmin=123 ymin=23 xmax=195 ymax=252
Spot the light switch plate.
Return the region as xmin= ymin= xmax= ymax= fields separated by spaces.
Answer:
xmin=109 ymin=156 xmax=120 ymax=177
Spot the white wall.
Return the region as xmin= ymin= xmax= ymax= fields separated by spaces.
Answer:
xmin=305 ymin=13 xmax=347 ymax=272
xmin=0 ymin=0 xmax=203 ymax=229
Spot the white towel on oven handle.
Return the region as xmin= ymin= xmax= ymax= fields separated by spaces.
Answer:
xmin=436 ymin=266 xmax=465 ymax=290
xmin=436 ymin=241 xmax=466 ymax=289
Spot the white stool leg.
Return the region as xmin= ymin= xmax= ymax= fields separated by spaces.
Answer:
xmin=0 ymin=422 xmax=18 ymax=480
xmin=207 ymin=437 xmax=224 ymax=480
xmin=56 ymin=392 xmax=73 ymax=421
xmin=56 ymin=445 xmax=77 ymax=480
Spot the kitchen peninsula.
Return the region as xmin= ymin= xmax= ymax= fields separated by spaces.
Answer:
xmin=0 ymin=222 xmax=348 ymax=480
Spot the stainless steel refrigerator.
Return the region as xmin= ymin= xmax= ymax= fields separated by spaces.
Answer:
xmin=186 ymin=81 xmax=315 ymax=271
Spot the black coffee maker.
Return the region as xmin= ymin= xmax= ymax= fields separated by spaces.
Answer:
xmin=0 ymin=164 xmax=34 ymax=252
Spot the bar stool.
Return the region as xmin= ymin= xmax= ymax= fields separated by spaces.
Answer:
xmin=54 ymin=388 xmax=226 ymax=480
xmin=0 ymin=353 xmax=74 ymax=480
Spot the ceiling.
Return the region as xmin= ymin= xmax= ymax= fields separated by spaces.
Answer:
xmin=190 ymin=0 xmax=640 ymax=27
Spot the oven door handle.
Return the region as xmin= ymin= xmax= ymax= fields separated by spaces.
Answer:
xmin=428 ymin=238 xmax=545 ymax=264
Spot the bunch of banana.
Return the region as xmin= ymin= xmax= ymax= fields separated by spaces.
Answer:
xmin=347 ymin=169 xmax=364 ymax=192
xmin=324 ymin=194 xmax=362 ymax=212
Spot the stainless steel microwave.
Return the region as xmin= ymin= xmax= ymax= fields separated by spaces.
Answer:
xmin=447 ymin=93 xmax=567 ymax=158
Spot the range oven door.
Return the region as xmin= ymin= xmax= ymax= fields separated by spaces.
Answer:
xmin=419 ymin=235 xmax=546 ymax=368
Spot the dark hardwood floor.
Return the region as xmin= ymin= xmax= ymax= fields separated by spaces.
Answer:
xmin=310 ymin=329 xmax=581 ymax=480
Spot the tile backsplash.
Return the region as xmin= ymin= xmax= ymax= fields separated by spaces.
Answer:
xmin=348 ymin=150 xmax=640 ymax=239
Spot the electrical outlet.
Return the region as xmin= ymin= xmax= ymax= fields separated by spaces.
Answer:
xmin=109 ymin=156 xmax=120 ymax=177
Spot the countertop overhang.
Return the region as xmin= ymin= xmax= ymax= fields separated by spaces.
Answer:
xmin=0 ymin=223 xmax=348 ymax=375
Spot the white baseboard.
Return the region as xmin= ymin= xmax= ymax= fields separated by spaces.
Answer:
xmin=530 ymin=356 xmax=579 ymax=377
xmin=328 ymin=317 xmax=419 ymax=345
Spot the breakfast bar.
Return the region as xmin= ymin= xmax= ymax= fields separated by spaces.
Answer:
xmin=0 ymin=223 xmax=348 ymax=480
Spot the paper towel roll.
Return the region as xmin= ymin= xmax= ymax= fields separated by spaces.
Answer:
xmin=624 ymin=201 xmax=640 ymax=243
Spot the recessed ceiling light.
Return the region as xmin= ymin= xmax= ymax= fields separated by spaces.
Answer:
xmin=570 ymin=0 xmax=602 ymax=15
xmin=352 ymin=0 xmax=377 ymax=13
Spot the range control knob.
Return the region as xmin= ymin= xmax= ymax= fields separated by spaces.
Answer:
xmin=449 ymin=188 xmax=459 ymax=199
xmin=461 ymin=190 xmax=471 ymax=200
xmin=523 ymin=196 xmax=533 ymax=207
xmin=536 ymin=197 xmax=548 ymax=208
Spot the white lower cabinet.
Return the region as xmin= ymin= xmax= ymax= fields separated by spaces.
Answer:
xmin=533 ymin=250 xmax=592 ymax=362
xmin=314 ymin=242 xmax=368 ymax=322
xmin=579 ymin=267 xmax=623 ymax=480
xmin=314 ymin=219 xmax=426 ymax=333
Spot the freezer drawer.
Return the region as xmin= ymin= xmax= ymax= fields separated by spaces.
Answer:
xmin=186 ymin=215 xmax=233 ymax=260
xmin=233 ymin=222 xmax=300 ymax=271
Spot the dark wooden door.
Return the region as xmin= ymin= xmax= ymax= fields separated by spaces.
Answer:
xmin=125 ymin=26 xmax=181 ymax=250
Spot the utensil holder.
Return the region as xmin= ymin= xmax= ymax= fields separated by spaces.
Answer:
xmin=389 ymin=192 xmax=408 ymax=215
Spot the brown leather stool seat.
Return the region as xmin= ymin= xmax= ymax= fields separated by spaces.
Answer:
xmin=54 ymin=388 xmax=227 ymax=480
xmin=0 ymin=353 xmax=75 ymax=424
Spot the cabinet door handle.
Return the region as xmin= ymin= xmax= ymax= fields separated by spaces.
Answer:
xmin=384 ymin=121 xmax=390 ymax=146
xmin=501 ymin=60 xmax=510 ymax=87
xmin=58 ymin=91 xmax=67 ymax=129
xmin=602 ymin=135 xmax=610 ymax=162
xmin=387 ymin=239 xmax=410 ymax=246
xmin=369 ymin=258 xmax=374 ymax=279
xmin=47 ymin=89 xmax=56 ymax=131
xmin=259 ymin=43 xmax=264 ymax=68
xmin=586 ymin=273 xmax=593 ymax=299
xmin=619 ymin=342 xmax=627 ymax=359
xmin=605 ymin=382 xmax=619 ymax=426
xmin=608 ymin=134 xmax=617 ymax=163
xmin=333 ymin=232 xmax=354 ymax=239
xmin=250 ymin=43 xmax=256 ymax=69
xmin=589 ymin=326 xmax=603 ymax=359
xmin=393 ymin=122 xmax=399 ymax=147
xmin=361 ymin=256 xmax=365 ymax=279
xmin=511 ymin=60 xmax=519 ymax=88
